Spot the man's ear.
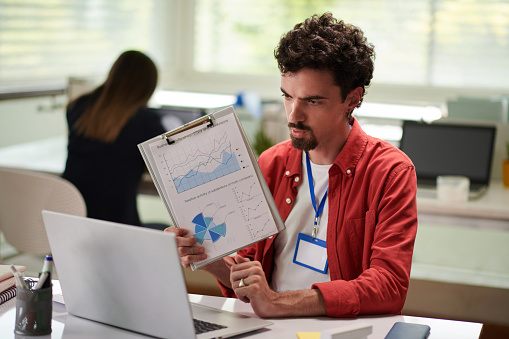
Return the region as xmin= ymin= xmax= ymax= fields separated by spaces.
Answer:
xmin=345 ymin=87 xmax=363 ymax=111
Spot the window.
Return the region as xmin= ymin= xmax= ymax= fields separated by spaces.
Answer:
xmin=0 ymin=0 xmax=168 ymax=87
xmin=192 ymin=0 xmax=509 ymax=91
xmin=2 ymin=1 xmax=508 ymax=100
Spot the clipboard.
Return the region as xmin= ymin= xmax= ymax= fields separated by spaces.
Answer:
xmin=138 ymin=105 xmax=285 ymax=270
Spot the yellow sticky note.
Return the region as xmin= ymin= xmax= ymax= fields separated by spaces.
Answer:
xmin=296 ymin=332 xmax=321 ymax=339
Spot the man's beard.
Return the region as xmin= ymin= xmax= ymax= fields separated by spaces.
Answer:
xmin=288 ymin=122 xmax=318 ymax=151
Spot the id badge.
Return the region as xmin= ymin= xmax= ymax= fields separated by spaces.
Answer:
xmin=292 ymin=233 xmax=328 ymax=274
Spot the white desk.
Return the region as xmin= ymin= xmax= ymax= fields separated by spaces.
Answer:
xmin=0 ymin=136 xmax=67 ymax=174
xmin=0 ymin=281 xmax=482 ymax=339
xmin=417 ymin=184 xmax=509 ymax=221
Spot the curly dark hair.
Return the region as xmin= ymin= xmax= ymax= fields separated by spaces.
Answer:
xmin=274 ymin=12 xmax=375 ymax=109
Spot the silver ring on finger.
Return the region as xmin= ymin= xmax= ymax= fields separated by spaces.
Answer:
xmin=239 ymin=278 xmax=246 ymax=287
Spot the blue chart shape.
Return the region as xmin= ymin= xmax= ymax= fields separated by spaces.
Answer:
xmin=192 ymin=212 xmax=227 ymax=244
xmin=173 ymin=149 xmax=241 ymax=194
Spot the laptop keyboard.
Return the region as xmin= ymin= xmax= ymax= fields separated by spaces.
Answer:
xmin=193 ymin=318 xmax=227 ymax=334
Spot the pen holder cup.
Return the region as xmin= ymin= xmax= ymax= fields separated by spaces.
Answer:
xmin=14 ymin=284 xmax=52 ymax=336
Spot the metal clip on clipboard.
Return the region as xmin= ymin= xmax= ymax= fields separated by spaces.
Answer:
xmin=162 ymin=115 xmax=214 ymax=145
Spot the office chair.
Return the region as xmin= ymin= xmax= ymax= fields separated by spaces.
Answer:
xmin=0 ymin=167 xmax=87 ymax=256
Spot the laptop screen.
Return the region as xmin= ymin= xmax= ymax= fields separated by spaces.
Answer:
xmin=399 ymin=121 xmax=496 ymax=188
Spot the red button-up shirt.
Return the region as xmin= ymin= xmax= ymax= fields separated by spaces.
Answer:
xmin=219 ymin=118 xmax=418 ymax=318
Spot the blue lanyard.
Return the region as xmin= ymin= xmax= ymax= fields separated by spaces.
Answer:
xmin=305 ymin=152 xmax=328 ymax=239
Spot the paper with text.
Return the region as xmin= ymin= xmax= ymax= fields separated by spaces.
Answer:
xmin=139 ymin=107 xmax=284 ymax=269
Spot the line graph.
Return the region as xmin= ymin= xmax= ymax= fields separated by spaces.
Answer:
xmin=239 ymin=200 xmax=268 ymax=222
xmin=248 ymin=218 xmax=272 ymax=238
xmin=239 ymin=199 xmax=273 ymax=240
xmin=164 ymin=132 xmax=241 ymax=193
xmin=232 ymin=182 xmax=260 ymax=203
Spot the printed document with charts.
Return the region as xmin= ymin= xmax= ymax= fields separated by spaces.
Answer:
xmin=138 ymin=106 xmax=285 ymax=270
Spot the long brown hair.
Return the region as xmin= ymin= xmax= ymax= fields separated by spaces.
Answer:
xmin=72 ymin=50 xmax=158 ymax=143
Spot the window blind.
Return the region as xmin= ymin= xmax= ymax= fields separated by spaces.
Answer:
xmin=193 ymin=0 xmax=509 ymax=91
xmin=0 ymin=0 xmax=166 ymax=87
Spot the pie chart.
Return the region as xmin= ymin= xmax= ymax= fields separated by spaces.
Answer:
xmin=192 ymin=212 xmax=227 ymax=244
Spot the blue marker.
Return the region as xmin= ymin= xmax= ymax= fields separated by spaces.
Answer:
xmin=41 ymin=255 xmax=53 ymax=274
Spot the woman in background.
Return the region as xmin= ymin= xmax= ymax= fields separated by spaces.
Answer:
xmin=62 ymin=50 xmax=165 ymax=226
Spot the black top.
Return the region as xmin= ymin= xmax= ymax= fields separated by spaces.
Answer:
xmin=62 ymin=94 xmax=165 ymax=226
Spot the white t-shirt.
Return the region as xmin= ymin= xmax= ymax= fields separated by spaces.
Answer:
xmin=270 ymin=152 xmax=331 ymax=292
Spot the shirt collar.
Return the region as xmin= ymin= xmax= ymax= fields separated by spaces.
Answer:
xmin=332 ymin=117 xmax=368 ymax=174
xmin=285 ymin=117 xmax=368 ymax=176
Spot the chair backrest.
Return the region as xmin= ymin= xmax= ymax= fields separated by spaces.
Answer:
xmin=0 ymin=167 xmax=86 ymax=255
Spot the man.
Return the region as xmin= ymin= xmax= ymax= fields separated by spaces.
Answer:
xmin=166 ymin=12 xmax=417 ymax=318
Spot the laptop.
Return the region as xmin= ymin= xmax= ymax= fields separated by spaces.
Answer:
xmin=399 ymin=120 xmax=496 ymax=199
xmin=42 ymin=210 xmax=272 ymax=339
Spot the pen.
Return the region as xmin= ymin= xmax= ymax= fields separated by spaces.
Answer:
xmin=34 ymin=271 xmax=49 ymax=290
xmin=39 ymin=255 xmax=53 ymax=289
xmin=9 ymin=265 xmax=29 ymax=290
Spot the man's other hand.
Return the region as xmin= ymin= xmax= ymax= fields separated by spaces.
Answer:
xmin=230 ymin=255 xmax=281 ymax=317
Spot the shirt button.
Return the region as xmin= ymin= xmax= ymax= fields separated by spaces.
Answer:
xmin=286 ymin=198 xmax=292 ymax=204
xmin=285 ymin=171 xmax=290 ymax=176
xmin=346 ymin=169 xmax=351 ymax=175
xmin=295 ymin=176 xmax=300 ymax=182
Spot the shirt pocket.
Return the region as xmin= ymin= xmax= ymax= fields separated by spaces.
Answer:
xmin=343 ymin=210 xmax=376 ymax=278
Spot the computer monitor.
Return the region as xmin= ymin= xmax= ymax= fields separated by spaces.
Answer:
xmin=147 ymin=107 xmax=205 ymax=131
xmin=399 ymin=120 xmax=496 ymax=190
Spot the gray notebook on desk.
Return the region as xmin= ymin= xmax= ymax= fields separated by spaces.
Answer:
xmin=42 ymin=210 xmax=272 ymax=339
